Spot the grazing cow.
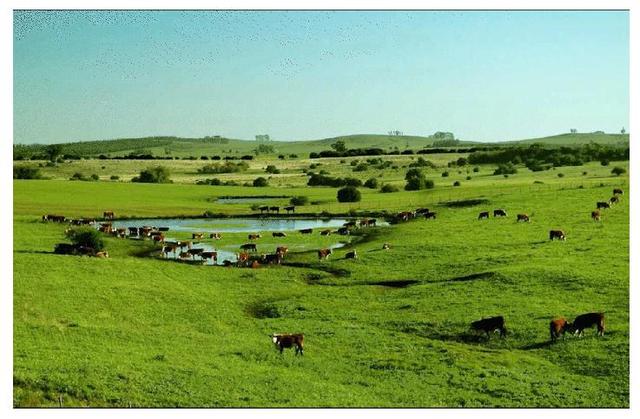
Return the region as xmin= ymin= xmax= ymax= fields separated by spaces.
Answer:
xmin=320 ymin=229 xmax=332 ymax=236
xmin=613 ymin=188 xmax=623 ymax=195
xmin=248 ymin=233 xmax=262 ymax=240
xmin=259 ymin=205 xmax=269 ymax=214
xmin=128 ymin=227 xmax=139 ymax=236
xmin=188 ymin=248 xmax=204 ymax=259
xmin=179 ymin=251 xmax=191 ymax=260
xmin=201 ymin=251 xmax=218 ymax=263
xmin=240 ymin=243 xmax=257 ymax=252
xmin=359 ymin=219 xmax=368 ymax=228
xmin=396 ymin=211 xmax=413 ymax=222
xmin=567 ymin=312 xmax=605 ymax=337
xmin=237 ymin=252 xmax=250 ymax=267
xmin=95 ymin=251 xmax=109 ymax=258
xmin=284 ymin=206 xmax=295 ymax=214
xmin=596 ymin=201 xmax=610 ymax=210
xmin=549 ymin=318 xmax=568 ymax=342
xmin=591 ymin=210 xmax=601 ymax=221
xmin=478 ymin=211 xmax=490 ymax=220
xmin=345 ymin=250 xmax=357 ymax=259
xmin=158 ymin=227 xmax=170 ymax=232
xmin=549 ymin=230 xmax=566 ymax=241
xmin=103 ymin=211 xmax=115 ymax=220
xmin=424 ymin=211 xmax=437 ymax=220
xmin=272 ymin=333 xmax=304 ymax=355
xmin=516 ymin=214 xmax=530 ymax=223
xmin=382 ymin=243 xmax=390 ymax=250
xmin=210 ymin=233 xmax=222 ymax=240
xmin=366 ymin=219 xmax=377 ymax=227
xmin=192 ymin=232 xmax=204 ymax=240
xmin=276 ymin=246 xmax=289 ymax=256
xmin=98 ymin=223 xmax=113 ymax=234
xmin=269 ymin=206 xmax=280 ymax=214
xmin=161 ymin=244 xmax=178 ymax=257
xmin=318 ymin=248 xmax=332 ymax=260
xmin=262 ymin=253 xmax=283 ymax=265
xmin=416 ymin=208 xmax=430 ymax=215
xmin=337 ymin=227 xmax=350 ymax=235
xmin=177 ymin=240 xmax=193 ymax=250
xmin=251 ymin=260 xmax=261 ymax=269
xmin=471 ymin=316 xmax=507 ymax=339
xmin=300 ymin=228 xmax=313 ymax=234
xmin=609 ymin=196 xmax=619 ymax=205
xmin=272 ymin=232 xmax=287 ymax=237
xmin=493 ymin=209 xmax=507 ymax=217
xmin=116 ymin=227 xmax=127 ymax=238
xmin=343 ymin=221 xmax=357 ymax=228
xmin=222 ymin=260 xmax=234 ymax=266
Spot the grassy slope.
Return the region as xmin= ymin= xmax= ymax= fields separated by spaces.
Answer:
xmin=501 ymin=133 xmax=629 ymax=146
xmin=13 ymin=161 xmax=629 ymax=407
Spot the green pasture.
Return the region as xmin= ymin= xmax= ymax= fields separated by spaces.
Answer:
xmin=13 ymin=157 xmax=629 ymax=407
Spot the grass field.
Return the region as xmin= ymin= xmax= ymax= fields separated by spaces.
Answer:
xmin=13 ymin=156 xmax=629 ymax=407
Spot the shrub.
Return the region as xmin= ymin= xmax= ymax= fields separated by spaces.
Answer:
xmin=466 ymin=176 xmax=472 ymax=180
xmin=70 ymin=172 xmax=87 ymax=181
xmin=278 ymin=155 xmax=285 ymax=160
xmin=110 ymin=175 xmax=120 ymax=180
xmin=611 ymin=167 xmax=626 ymax=176
xmin=337 ymin=186 xmax=361 ymax=203
xmin=473 ymin=166 xmax=480 ymax=172
xmin=453 ymin=181 xmax=461 ymax=186
xmin=344 ymin=177 xmax=363 ymax=187
xmin=441 ymin=171 xmax=449 ymax=177
xmin=132 ymin=166 xmax=171 ymax=183
xmin=493 ymin=163 xmax=517 ymax=175
xmin=290 ymin=196 xmax=309 ymax=206
xmin=353 ymin=163 xmax=369 ymax=172
xmin=364 ymin=178 xmax=378 ymax=189
xmin=582 ymin=171 xmax=588 ymax=176
xmin=13 ymin=166 xmax=42 ymax=179
xmin=404 ymin=168 xmax=433 ymax=190
xmin=265 ymin=165 xmax=280 ymax=174
xmin=380 ymin=184 xmax=399 ymax=193
xmin=90 ymin=174 xmax=100 ymax=181
xmin=601 ymin=159 xmax=610 ymax=166
xmin=253 ymin=177 xmax=269 ymax=187
xmin=198 ymin=161 xmax=248 ymax=174
xmin=289 ymin=154 xmax=298 ymax=158
xmin=66 ymin=227 xmax=104 ymax=252
xmin=557 ymin=173 xmax=565 ymax=178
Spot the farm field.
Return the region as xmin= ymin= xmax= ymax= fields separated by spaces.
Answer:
xmin=12 ymin=155 xmax=629 ymax=407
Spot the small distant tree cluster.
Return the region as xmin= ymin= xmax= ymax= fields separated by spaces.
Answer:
xmin=265 ymin=165 xmax=280 ymax=174
xmin=364 ymin=178 xmax=378 ymax=189
xmin=198 ymin=161 xmax=249 ymax=174
xmin=337 ymin=186 xmax=361 ymax=203
xmin=493 ymin=163 xmax=518 ymax=176
xmin=290 ymin=196 xmax=309 ymax=206
xmin=13 ymin=165 xmax=42 ymax=179
xmin=611 ymin=167 xmax=626 ymax=176
xmin=253 ymin=177 xmax=269 ymax=187
xmin=404 ymin=168 xmax=434 ymax=191
xmin=380 ymin=184 xmax=399 ymax=193
xmin=132 ymin=166 xmax=172 ymax=183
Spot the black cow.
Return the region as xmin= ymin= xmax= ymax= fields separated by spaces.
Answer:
xmin=272 ymin=232 xmax=287 ymax=237
xmin=284 ymin=206 xmax=295 ymax=214
xmin=596 ymin=201 xmax=610 ymax=210
xmin=613 ymin=188 xmax=623 ymax=195
xmin=493 ymin=209 xmax=507 ymax=217
xmin=549 ymin=230 xmax=566 ymax=241
xmin=240 ymin=243 xmax=257 ymax=252
xmin=478 ymin=211 xmax=489 ymax=220
xmin=567 ymin=312 xmax=605 ymax=337
xmin=424 ymin=211 xmax=437 ymax=220
xmin=471 ymin=316 xmax=507 ymax=339
xmin=300 ymin=228 xmax=313 ymax=234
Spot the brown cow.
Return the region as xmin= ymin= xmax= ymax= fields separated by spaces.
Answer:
xmin=516 ymin=214 xmax=530 ymax=222
xmin=471 ymin=316 xmax=507 ymax=339
xmin=272 ymin=232 xmax=287 ymax=237
xmin=95 ymin=251 xmax=109 ymax=258
xmin=424 ymin=211 xmax=437 ymax=220
xmin=320 ymin=229 xmax=332 ymax=236
xmin=276 ymin=246 xmax=288 ymax=256
xmin=591 ymin=210 xmax=601 ymax=221
xmin=237 ymin=252 xmax=250 ymax=267
xmin=609 ymin=196 xmax=619 ymax=205
xmin=613 ymin=188 xmax=623 ymax=195
xmin=250 ymin=260 xmax=261 ymax=269
xmin=162 ymin=244 xmax=178 ymax=257
xmin=240 ymin=243 xmax=257 ymax=252
xmin=248 ymin=233 xmax=262 ymax=240
xmin=478 ymin=211 xmax=489 ymax=220
xmin=192 ymin=232 xmax=204 ymax=239
xmin=318 ymin=248 xmax=332 ymax=260
xmin=596 ymin=201 xmax=610 ymax=210
xmin=549 ymin=230 xmax=566 ymax=241
xmin=210 ymin=233 xmax=222 ymax=240
xmin=201 ymin=251 xmax=218 ymax=263
xmin=262 ymin=253 xmax=283 ymax=265
xmin=567 ymin=312 xmax=605 ymax=337
xmin=343 ymin=221 xmax=357 ymax=228
xmin=550 ymin=318 xmax=568 ymax=342
xmin=272 ymin=333 xmax=304 ymax=355
xmin=103 ymin=211 xmax=114 ymax=220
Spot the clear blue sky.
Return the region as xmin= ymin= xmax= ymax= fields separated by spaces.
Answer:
xmin=13 ymin=10 xmax=629 ymax=144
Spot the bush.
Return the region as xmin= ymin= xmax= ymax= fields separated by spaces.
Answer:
xmin=601 ymin=159 xmax=610 ymax=166
xmin=473 ymin=166 xmax=480 ymax=172
xmin=132 ymin=166 xmax=171 ymax=183
xmin=66 ymin=227 xmax=104 ymax=252
xmin=611 ymin=167 xmax=626 ymax=176
xmin=380 ymin=184 xmax=399 ymax=193
xmin=353 ymin=163 xmax=369 ymax=172
xmin=404 ymin=168 xmax=433 ymax=190
xmin=90 ymin=174 xmax=100 ymax=181
xmin=453 ymin=181 xmax=461 ymax=186
xmin=582 ymin=171 xmax=588 ymax=176
xmin=466 ymin=176 xmax=472 ymax=180
xmin=70 ymin=172 xmax=87 ymax=181
xmin=198 ymin=161 xmax=248 ymax=174
xmin=493 ymin=163 xmax=517 ymax=175
xmin=265 ymin=165 xmax=280 ymax=174
xmin=253 ymin=177 xmax=269 ymax=187
xmin=13 ymin=166 xmax=42 ymax=179
xmin=364 ymin=178 xmax=378 ymax=189
xmin=110 ymin=175 xmax=120 ymax=180
xmin=557 ymin=173 xmax=564 ymax=178
xmin=290 ymin=196 xmax=309 ymax=206
xmin=441 ymin=171 xmax=449 ymax=177
xmin=337 ymin=186 xmax=361 ymax=203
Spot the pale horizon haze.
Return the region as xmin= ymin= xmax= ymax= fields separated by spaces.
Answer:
xmin=13 ymin=10 xmax=629 ymax=144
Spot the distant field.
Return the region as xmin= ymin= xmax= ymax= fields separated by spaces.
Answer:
xmin=13 ymin=155 xmax=629 ymax=407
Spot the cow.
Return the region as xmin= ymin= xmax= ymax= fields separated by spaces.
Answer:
xmin=188 ymin=248 xmax=204 ymax=259
xmin=470 ymin=316 xmax=507 ymax=339
xmin=591 ymin=210 xmax=601 ymax=221
xmin=158 ymin=227 xmax=170 ymax=232
xmin=179 ymin=251 xmax=191 ymax=260
xmin=240 ymin=243 xmax=257 ymax=252
xmin=596 ymin=201 xmax=610 ymax=210
xmin=337 ymin=227 xmax=350 ymax=235
xmin=248 ymin=233 xmax=262 ymax=240
xmin=161 ymin=244 xmax=178 ymax=257
xmin=210 ymin=233 xmax=222 ymax=240
xmin=237 ymin=252 xmax=250 ymax=267
xmin=276 ymin=246 xmax=288 ymax=256
xmin=345 ymin=250 xmax=357 ymax=259
xmin=318 ymin=248 xmax=332 ymax=260
xmin=269 ymin=206 xmax=280 ymax=214
xmin=396 ymin=211 xmax=413 ymax=222
xmin=272 ymin=232 xmax=287 ymax=237
xmin=128 ymin=227 xmax=139 ymax=236
xmin=98 ymin=223 xmax=113 ymax=234
xmin=549 ymin=318 xmax=568 ymax=342
xmin=300 ymin=228 xmax=313 ymax=234
xmin=271 ymin=333 xmax=304 ymax=355
xmin=259 ymin=205 xmax=269 ymax=214
xmin=192 ymin=232 xmax=204 ymax=240
xmin=366 ymin=219 xmax=377 ymax=227
xmin=201 ymin=251 xmax=218 ymax=264
xmin=320 ymin=229 xmax=332 ymax=236
xmin=478 ymin=211 xmax=490 ymax=220
xmin=493 ymin=209 xmax=507 ymax=217
xmin=284 ymin=206 xmax=295 ymax=214
xmin=382 ymin=243 xmax=390 ymax=250
xmin=416 ymin=208 xmax=430 ymax=215
xmin=95 ymin=251 xmax=109 ymax=258
xmin=613 ymin=188 xmax=623 ymax=195
xmin=262 ymin=253 xmax=283 ymax=265
xmin=251 ymin=260 xmax=261 ymax=269
xmin=116 ymin=227 xmax=127 ymax=238
xmin=424 ymin=211 xmax=437 ymax=220
xmin=516 ymin=214 xmax=530 ymax=223
xmin=177 ymin=240 xmax=192 ymax=250
xmin=609 ymin=196 xmax=619 ymax=205
xmin=359 ymin=219 xmax=368 ymax=228
xmin=103 ymin=211 xmax=115 ymax=220
xmin=343 ymin=221 xmax=357 ymax=228
xmin=567 ymin=312 xmax=605 ymax=337
xmin=549 ymin=230 xmax=566 ymax=241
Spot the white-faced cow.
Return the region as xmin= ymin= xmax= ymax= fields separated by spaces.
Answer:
xmin=318 ymin=248 xmax=332 ymax=260
xmin=549 ymin=230 xmax=566 ymax=241
xmin=210 ymin=233 xmax=222 ymax=240
xmin=493 ymin=209 xmax=507 ymax=217
xmin=516 ymin=214 xmax=530 ymax=222
xmin=478 ymin=211 xmax=489 ymax=220
xmin=192 ymin=232 xmax=204 ymax=240
xmin=271 ymin=333 xmax=304 ymax=355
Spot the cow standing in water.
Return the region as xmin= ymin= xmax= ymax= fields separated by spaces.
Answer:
xmin=272 ymin=333 xmax=304 ymax=355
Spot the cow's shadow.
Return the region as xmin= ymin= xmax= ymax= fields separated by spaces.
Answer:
xmin=520 ymin=341 xmax=554 ymax=350
xmin=14 ymin=250 xmax=54 ymax=255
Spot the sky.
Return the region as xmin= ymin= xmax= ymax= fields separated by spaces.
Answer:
xmin=13 ymin=10 xmax=629 ymax=144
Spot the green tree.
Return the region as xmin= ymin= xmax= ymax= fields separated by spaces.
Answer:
xmin=253 ymin=177 xmax=269 ymax=187
xmin=13 ymin=166 xmax=42 ymax=179
xmin=611 ymin=167 xmax=626 ymax=176
xmin=66 ymin=227 xmax=105 ymax=251
xmin=132 ymin=166 xmax=171 ymax=183
xmin=337 ymin=186 xmax=361 ymax=202
xmin=44 ymin=144 xmax=63 ymax=162
xmin=331 ymin=140 xmax=347 ymax=153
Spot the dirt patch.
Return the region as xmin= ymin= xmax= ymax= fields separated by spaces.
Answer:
xmin=246 ymin=301 xmax=282 ymax=319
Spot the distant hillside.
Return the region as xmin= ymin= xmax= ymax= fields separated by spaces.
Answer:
xmin=504 ymin=133 xmax=629 ymax=147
